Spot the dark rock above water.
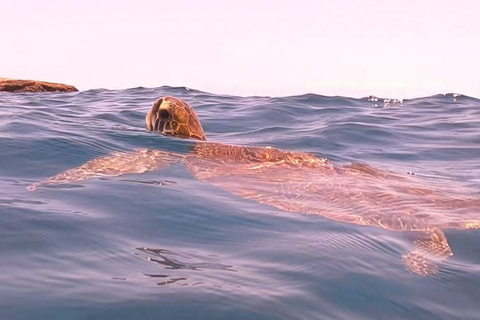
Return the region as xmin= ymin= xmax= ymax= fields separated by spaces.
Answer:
xmin=0 ymin=78 xmax=78 ymax=93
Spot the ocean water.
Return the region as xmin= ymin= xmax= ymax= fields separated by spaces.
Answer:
xmin=1 ymin=87 xmax=479 ymax=320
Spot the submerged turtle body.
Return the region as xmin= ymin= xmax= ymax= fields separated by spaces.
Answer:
xmin=187 ymin=143 xmax=479 ymax=232
xmin=29 ymin=96 xmax=480 ymax=275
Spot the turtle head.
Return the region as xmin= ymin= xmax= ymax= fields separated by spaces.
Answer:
xmin=146 ymin=96 xmax=206 ymax=141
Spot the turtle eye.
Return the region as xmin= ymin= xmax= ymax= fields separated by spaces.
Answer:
xmin=159 ymin=110 xmax=170 ymax=120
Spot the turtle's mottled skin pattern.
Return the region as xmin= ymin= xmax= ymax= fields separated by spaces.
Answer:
xmin=29 ymin=96 xmax=480 ymax=276
xmin=146 ymin=97 xmax=206 ymax=141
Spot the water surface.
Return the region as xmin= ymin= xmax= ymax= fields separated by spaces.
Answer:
xmin=1 ymin=88 xmax=479 ymax=320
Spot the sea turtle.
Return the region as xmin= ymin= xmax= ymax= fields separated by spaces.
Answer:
xmin=28 ymin=96 xmax=480 ymax=275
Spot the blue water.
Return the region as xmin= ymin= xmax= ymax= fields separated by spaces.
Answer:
xmin=1 ymin=87 xmax=479 ymax=320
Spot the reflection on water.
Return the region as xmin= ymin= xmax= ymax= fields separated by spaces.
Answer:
xmin=117 ymin=179 xmax=178 ymax=186
xmin=137 ymin=247 xmax=235 ymax=271
xmin=136 ymin=247 xmax=235 ymax=287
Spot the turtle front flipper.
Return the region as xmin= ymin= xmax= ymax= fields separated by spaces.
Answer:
xmin=28 ymin=149 xmax=184 ymax=191
xmin=401 ymin=229 xmax=453 ymax=276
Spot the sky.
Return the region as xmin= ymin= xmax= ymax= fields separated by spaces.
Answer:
xmin=2 ymin=0 xmax=479 ymax=98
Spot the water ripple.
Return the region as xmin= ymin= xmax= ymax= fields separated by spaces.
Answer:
xmin=1 ymin=87 xmax=479 ymax=319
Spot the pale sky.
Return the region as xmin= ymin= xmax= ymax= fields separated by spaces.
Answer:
xmin=2 ymin=0 xmax=479 ymax=98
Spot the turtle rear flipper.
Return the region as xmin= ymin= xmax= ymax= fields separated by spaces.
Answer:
xmin=402 ymin=229 xmax=452 ymax=275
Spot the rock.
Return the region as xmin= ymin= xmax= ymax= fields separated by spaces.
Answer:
xmin=0 ymin=78 xmax=78 ymax=93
